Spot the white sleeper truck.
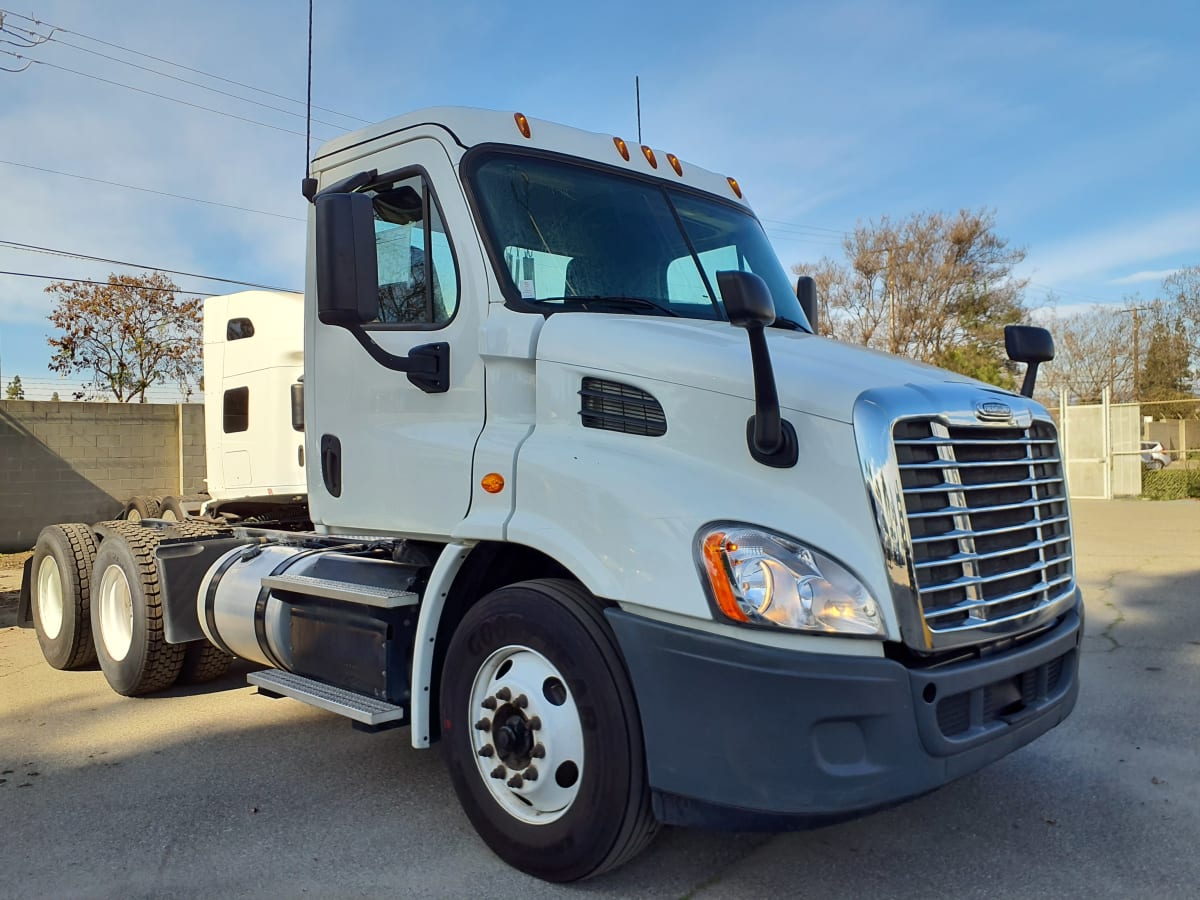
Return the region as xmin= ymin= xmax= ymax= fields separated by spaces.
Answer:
xmin=19 ymin=107 xmax=1081 ymax=882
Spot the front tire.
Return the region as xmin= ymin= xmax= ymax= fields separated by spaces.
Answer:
xmin=91 ymin=525 xmax=185 ymax=696
xmin=30 ymin=524 xmax=99 ymax=670
xmin=440 ymin=579 xmax=657 ymax=881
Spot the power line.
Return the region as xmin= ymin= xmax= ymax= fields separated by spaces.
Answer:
xmin=2 ymin=21 xmax=350 ymax=132
xmin=0 ymin=270 xmax=224 ymax=296
xmin=0 ymin=158 xmax=305 ymax=222
xmin=0 ymin=240 xmax=300 ymax=292
xmin=0 ymin=48 xmax=334 ymax=141
xmin=0 ymin=7 xmax=370 ymax=124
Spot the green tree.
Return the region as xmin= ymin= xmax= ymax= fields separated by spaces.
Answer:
xmin=5 ymin=374 xmax=25 ymax=399
xmin=45 ymin=272 xmax=202 ymax=402
xmin=1139 ymin=311 xmax=1195 ymax=418
xmin=793 ymin=208 xmax=1026 ymax=387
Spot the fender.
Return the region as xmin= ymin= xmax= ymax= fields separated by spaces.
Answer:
xmin=409 ymin=541 xmax=474 ymax=748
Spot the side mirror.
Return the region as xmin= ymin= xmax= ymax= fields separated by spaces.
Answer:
xmin=315 ymin=192 xmax=380 ymax=326
xmin=716 ymin=270 xmax=797 ymax=468
xmin=290 ymin=377 xmax=304 ymax=432
xmin=720 ymin=268 xmax=776 ymax=327
xmin=1004 ymin=325 xmax=1054 ymax=398
xmin=795 ymin=275 xmax=818 ymax=334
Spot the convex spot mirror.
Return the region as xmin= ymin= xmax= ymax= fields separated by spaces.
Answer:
xmin=315 ymin=192 xmax=380 ymax=326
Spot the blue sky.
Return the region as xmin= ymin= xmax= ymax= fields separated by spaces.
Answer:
xmin=1 ymin=0 xmax=1197 ymax=398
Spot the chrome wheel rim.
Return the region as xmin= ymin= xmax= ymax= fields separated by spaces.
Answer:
xmin=468 ymin=645 xmax=584 ymax=825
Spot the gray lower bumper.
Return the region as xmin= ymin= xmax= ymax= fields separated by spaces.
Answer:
xmin=606 ymin=597 xmax=1081 ymax=830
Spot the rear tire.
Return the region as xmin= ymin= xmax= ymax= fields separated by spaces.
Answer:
xmin=91 ymin=525 xmax=185 ymax=696
xmin=440 ymin=579 xmax=657 ymax=882
xmin=177 ymin=641 xmax=234 ymax=684
xmin=124 ymin=496 xmax=162 ymax=522
xmin=30 ymin=524 xmax=99 ymax=670
xmin=159 ymin=496 xmax=188 ymax=522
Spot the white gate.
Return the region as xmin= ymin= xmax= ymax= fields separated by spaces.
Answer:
xmin=1061 ymin=388 xmax=1142 ymax=499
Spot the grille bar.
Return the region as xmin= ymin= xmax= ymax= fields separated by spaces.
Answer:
xmin=894 ymin=437 xmax=1057 ymax=447
xmin=909 ymin=513 xmax=1070 ymax=544
xmin=918 ymin=554 xmax=1073 ymax=595
xmin=923 ymin=578 xmax=1076 ymax=624
xmin=898 ymin=456 xmax=1062 ymax=471
xmin=903 ymin=475 xmax=1063 ymax=495
xmin=913 ymin=534 xmax=1071 ymax=569
xmin=905 ymin=495 xmax=1064 ymax=519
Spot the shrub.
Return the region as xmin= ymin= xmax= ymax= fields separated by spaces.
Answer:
xmin=1142 ymin=468 xmax=1200 ymax=500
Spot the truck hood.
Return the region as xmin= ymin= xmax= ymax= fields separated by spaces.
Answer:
xmin=534 ymin=313 xmax=1000 ymax=424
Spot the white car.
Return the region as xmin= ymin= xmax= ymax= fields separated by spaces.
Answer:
xmin=1141 ymin=441 xmax=1171 ymax=470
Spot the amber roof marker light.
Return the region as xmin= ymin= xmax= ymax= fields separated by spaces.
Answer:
xmin=727 ymin=176 xmax=743 ymax=199
xmin=641 ymin=145 xmax=658 ymax=169
xmin=666 ymin=153 xmax=683 ymax=176
xmin=514 ymin=112 xmax=532 ymax=139
xmin=613 ymin=136 xmax=630 ymax=160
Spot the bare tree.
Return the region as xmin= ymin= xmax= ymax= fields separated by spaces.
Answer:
xmin=793 ymin=209 xmax=1027 ymax=387
xmin=1037 ymin=301 xmax=1134 ymax=404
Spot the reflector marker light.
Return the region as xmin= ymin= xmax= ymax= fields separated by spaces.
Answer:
xmin=641 ymin=145 xmax=658 ymax=168
xmin=481 ymin=473 xmax=505 ymax=494
xmin=666 ymin=153 xmax=683 ymax=176
xmin=514 ymin=113 xmax=532 ymax=139
xmin=613 ymin=136 xmax=630 ymax=160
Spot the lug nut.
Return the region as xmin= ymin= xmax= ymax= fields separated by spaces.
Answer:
xmin=531 ymin=743 xmax=546 ymax=758
xmin=478 ymin=744 xmax=494 ymax=758
xmin=474 ymin=718 xmax=491 ymax=731
xmin=523 ymin=766 xmax=538 ymax=781
xmin=496 ymin=687 xmax=512 ymax=702
xmin=481 ymin=697 xmax=497 ymax=710
xmin=506 ymin=774 xmax=524 ymax=789
xmin=490 ymin=766 xmax=506 ymax=779
xmin=514 ymin=693 xmax=528 ymax=709
xmin=527 ymin=716 xmax=542 ymax=731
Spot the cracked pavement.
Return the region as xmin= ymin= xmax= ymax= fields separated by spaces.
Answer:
xmin=1 ymin=500 xmax=1198 ymax=899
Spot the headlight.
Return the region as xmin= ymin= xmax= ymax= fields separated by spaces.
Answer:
xmin=698 ymin=525 xmax=884 ymax=636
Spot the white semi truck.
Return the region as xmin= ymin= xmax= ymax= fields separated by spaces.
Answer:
xmin=19 ymin=107 xmax=1081 ymax=882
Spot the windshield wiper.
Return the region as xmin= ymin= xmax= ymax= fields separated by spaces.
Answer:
xmin=541 ymin=295 xmax=681 ymax=317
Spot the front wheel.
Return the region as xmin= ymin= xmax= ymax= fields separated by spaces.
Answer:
xmin=440 ymin=579 xmax=657 ymax=882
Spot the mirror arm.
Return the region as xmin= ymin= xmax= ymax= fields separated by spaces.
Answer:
xmin=745 ymin=322 xmax=798 ymax=468
xmin=342 ymin=327 xmax=450 ymax=393
xmin=1020 ymin=361 xmax=1040 ymax=399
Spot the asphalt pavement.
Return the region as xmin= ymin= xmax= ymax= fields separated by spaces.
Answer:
xmin=2 ymin=499 xmax=1198 ymax=899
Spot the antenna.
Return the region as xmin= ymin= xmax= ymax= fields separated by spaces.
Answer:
xmin=301 ymin=0 xmax=317 ymax=200
xmin=635 ymin=75 xmax=642 ymax=144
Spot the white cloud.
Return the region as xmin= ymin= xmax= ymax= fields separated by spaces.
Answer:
xmin=1109 ymin=268 xmax=1180 ymax=285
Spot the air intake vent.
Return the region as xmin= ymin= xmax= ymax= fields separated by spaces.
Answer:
xmin=579 ymin=378 xmax=666 ymax=437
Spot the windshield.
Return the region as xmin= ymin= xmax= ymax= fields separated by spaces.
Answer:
xmin=467 ymin=151 xmax=811 ymax=330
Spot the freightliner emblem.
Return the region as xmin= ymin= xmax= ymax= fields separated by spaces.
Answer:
xmin=975 ymin=400 xmax=1013 ymax=422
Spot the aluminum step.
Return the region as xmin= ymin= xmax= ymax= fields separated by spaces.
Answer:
xmin=261 ymin=573 xmax=418 ymax=608
xmin=247 ymin=670 xmax=407 ymax=726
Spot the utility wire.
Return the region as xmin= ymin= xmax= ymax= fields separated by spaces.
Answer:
xmin=0 ymin=159 xmax=305 ymax=222
xmin=0 ymin=49 xmax=333 ymax=140
xmin=3 ymin=21 xmax=348 ymax=131
xmin=0 ymin=270 xmax=224 ymax=296
xmin=0 ymin=7 xmax=370 ymax=124
xmin=0 ymin=239 xmax=301 ymax=292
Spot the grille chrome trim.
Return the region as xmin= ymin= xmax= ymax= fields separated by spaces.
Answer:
xmin=853 ymin=385 xmax=1077 ymax=653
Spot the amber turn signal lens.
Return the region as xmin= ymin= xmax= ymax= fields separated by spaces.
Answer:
xmin=514 ymin=112 xmax=531 ymax=139
xmin=702 ymin=532 xmax=748 ymax=622
xmin=613 ymin=136 xmax=630 ymax=160
xmin=641 ymin=145 xmax=658 ymax=168
xmin=481 ymin=473 xmax=505 ymax=494
xmin=666 ymin=153 xmax=683 ymax=176
xmin=727 ymin=176 xmax=743 ymax=198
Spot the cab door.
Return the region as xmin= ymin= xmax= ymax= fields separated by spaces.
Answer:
xmin=309 ymin=136 xmax=487 ymax=537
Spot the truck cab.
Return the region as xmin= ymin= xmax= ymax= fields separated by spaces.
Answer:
xmin=24 ymin=107 xmax=1081 ymax=883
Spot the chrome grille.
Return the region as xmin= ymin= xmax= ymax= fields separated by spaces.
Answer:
xmin=893 ymin=418 xmax=1074 ymax=640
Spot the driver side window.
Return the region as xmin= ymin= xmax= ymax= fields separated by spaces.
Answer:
xmin=370 ymin=174 xmax=459 ymax=326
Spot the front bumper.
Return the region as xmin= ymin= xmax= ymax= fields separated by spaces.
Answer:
xmin=606 ymin=594 xmax=1081 ymax=830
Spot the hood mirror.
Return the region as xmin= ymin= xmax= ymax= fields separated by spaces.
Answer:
xmin=1004 ymin=325 xmax=1054 ymax=398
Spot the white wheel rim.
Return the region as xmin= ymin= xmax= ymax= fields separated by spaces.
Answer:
xmin=36 ymin=556 xmax=65 ymax=640
xmin=468 ymin=645 xmax=584 ymax=825
xmin=97 ymin=564 xmax=135 ymax=661
xmin=127 ymin=508 xmax=142 ymax=522
xmin=161 ymin=507 xmax=178 ymax=521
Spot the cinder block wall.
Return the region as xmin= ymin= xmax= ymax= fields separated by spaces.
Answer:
xmin=0 ymin=400 xmax=206 ymax=551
